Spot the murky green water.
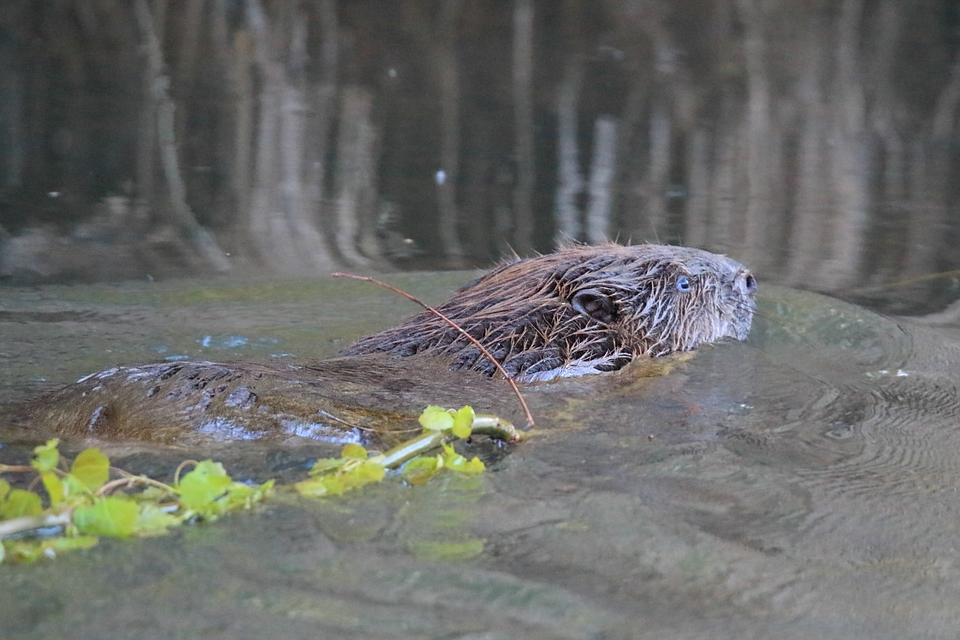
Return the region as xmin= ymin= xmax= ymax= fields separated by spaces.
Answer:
xmin=4 ymin=274 xmax=960 ymax=639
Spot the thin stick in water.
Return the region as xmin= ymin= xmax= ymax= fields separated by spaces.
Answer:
xmin=332 ymin=272 xmax=536 ymax=428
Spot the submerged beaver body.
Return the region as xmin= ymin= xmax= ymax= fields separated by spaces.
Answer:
xmin=20 ymin=244 xmax=756 ymax=446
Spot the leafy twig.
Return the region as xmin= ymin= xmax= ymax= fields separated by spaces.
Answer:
xmin=1 ymin=405 xmax=510 ymax=563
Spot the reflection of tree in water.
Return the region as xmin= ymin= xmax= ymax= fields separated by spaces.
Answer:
xmin=0 ymin=0 xmax=959 ymax=295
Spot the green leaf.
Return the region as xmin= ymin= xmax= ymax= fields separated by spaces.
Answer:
xmin=451 ymin=406 xmax=475 ymax=439
xmin=71 ymin=448 xmax=111 ymax=491
xmin=73 ymin=496 xmax=138 ymax=538
xmin=401 ymin=455 xmax=443 ymax=486
xmin=295 ymin=475 xmax=345 ymax=497
xmin=440 ymin=444 xmax=486 ymax=475
xmin=449 ymin=455 xmax=485 ymax=474
xmin=293 ymin=477 xmax=327 ymax=497
xmin=31 ymin=439 xmax=60 ymax=474
xmin=218 ymin=480 xmax=273 ymax=511
xmin=308 ymin=457 xmax=348 ymax=475
xmin=0 ymin=479 xmax=9 ymax=503
xmin=61 ymin=474 xmax=89 ymax=502
xmin=1 ymin=489 xmax=43 ymax=519
xmin=41 ymin=471 xmax=65 ymax=506
xmin=341 ymin=443 xmax=368 ymax=459
xmin=47 ymin=535 xmax=99 ymax=556
xmin=2 ymin=536 xmax=99 ymax=563
xmin=134 ymin=504 xmax=180 ymax=536
xmin=2 ymin=540 xmax=42 ymax=564
xmin=419 ymin=405 xmax=454 ymax=432
xmin=339 ymin=461 xmax=386 ymax=490
xmin=177 ymin=460 xmax=233 ymax=513
xmin=356 ymin=461 xmax=386 ymax=483
xmin=299 ymin=460 xmax=386 ymax=496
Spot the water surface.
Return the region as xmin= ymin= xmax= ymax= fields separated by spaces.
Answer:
xmin=3 ymin=274 xmax=960 ymax=639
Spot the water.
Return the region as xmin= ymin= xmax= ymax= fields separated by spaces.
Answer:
xmin=3 ymin=274 xmax=960 ymax=639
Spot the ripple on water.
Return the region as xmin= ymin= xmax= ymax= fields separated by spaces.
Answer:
xmin=696 ymin=287 xmax=960 ymax=569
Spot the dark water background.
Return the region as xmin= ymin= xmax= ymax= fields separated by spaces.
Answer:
xmin=2 ymin=0 xmax=960 ymax=309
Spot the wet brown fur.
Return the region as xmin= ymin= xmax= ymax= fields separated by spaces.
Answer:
xmin=343 ymin=243 xmax=756 ymax=382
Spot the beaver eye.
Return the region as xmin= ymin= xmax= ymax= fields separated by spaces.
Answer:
xmin=676 ymin=276 xmax=691 ymax=292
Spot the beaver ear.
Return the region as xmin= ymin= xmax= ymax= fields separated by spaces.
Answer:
xmin=571 ymin=288 xmax=617 ymax=324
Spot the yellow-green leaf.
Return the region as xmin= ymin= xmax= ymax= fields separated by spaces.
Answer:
xmin=439 ymin=443 xmax=486 ymax=474
xmin=339 ymin=460 xmax=386 ymax=490
xmin=41 ymin=471 xmax=64 ymax=506
xmin=47 ymin=535 xmax=99 ymax=556
xmin=419 ymin=405 xmax=454 ymax=432
xmin=401 ymin=455 xmax=443 ymax=485
xmin=294 ymin=477 xmax=329 ymax=497
xmin=451 ymin=406 xmax=475 ymax=439
xmin=177 ymin=460 xmax=233 ymax=512
xmin=1 ymin=489 xmax=43 ymax=519
xmin=341 ymin=443 xmax=368 ymax=459
xmin=73 ymin=496 xmax=138 ymax=538
xmin=308 ymin=457 xmax=348 ymax=475
xmin=61 ymin=474 xmax=89 ymax=500
xmin=295 ymin=475 xmax=344 ymax=497
xmin=71 ymin=448 xmax=111 ymax=491
xmin=31 ymin=439 xmax=60 ymax=474
xmin=356 ymin=460 xmax=386 ymax=483
xmin=0 ymin=479 xmax=9 ymax=503
xmin=219 ymin=480 xmax=273 ymax=511
xmin=134 ymin=504 xmax=179 ymax=536
xmin=2 ymin=536 xmax=99 ymax=564
xmin=449 ymin=455 xmax=485 ymax=474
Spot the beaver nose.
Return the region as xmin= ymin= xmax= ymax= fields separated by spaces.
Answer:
xmin=735 ymin=270 xmax=757 ymax=295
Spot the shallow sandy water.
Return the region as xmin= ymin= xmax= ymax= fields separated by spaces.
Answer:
xmin=3 ymin=273 xmax=960 ymax=639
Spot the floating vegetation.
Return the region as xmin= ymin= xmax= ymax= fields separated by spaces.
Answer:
xmin=0 ymin=406 xmax=520 ymax=564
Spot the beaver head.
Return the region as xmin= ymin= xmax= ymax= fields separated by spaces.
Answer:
xmin=342 ymin=244 xmax=757 ymax=382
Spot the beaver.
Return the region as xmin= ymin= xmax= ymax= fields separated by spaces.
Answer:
xmin=14 ymin=244 xmax=756 ymax=446
xmin=343 ymin=243 xmax=757 ymax=381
